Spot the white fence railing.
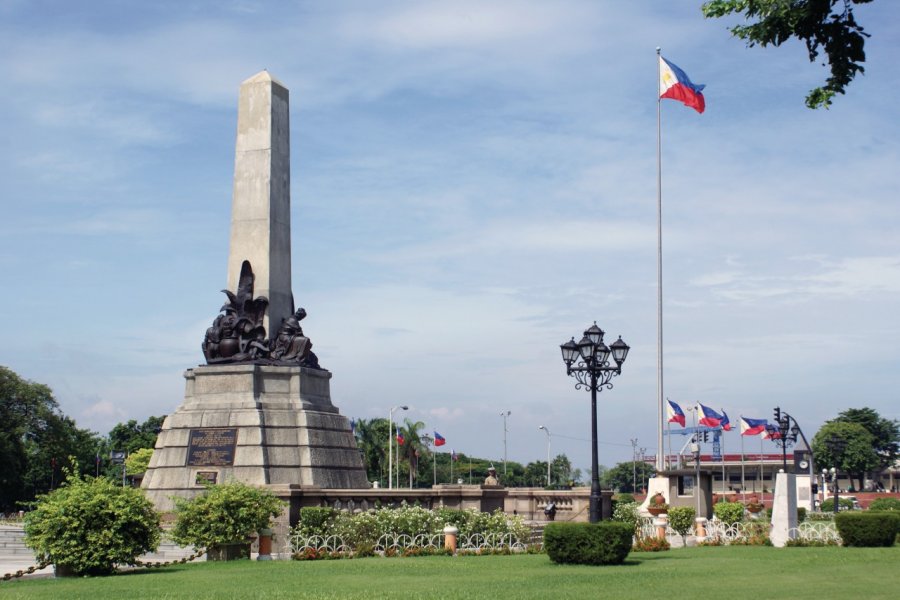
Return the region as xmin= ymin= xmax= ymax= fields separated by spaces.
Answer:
xmin=287 ymin=532 xmax=528 ymax=555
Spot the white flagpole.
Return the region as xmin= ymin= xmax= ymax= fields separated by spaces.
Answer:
xmin=741 ymin=432 xmax=746 ymax=501
xmin=656 ymin=46 xmax=665 ymax=473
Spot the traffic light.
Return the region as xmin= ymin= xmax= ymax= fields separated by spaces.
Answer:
xmin=774 ymin=407 xmax=782 ymax=423
xmin=702 ymin=431 xmax=709 ymax=443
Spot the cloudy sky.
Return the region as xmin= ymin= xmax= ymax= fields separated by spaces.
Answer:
xmin=1 ymin=1 xmax=897 ymax=474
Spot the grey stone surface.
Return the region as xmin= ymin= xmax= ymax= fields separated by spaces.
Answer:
xmin=227 ymin=71 xmax=292 ymax=337
xmin=142 ymin=365 xmax=369 ymax=512
xmin=770 ymin=471 xmax=798 ymax=547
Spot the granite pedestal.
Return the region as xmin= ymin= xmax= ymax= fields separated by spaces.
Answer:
xmin=141 ymin=364 xmax=369 ymax=512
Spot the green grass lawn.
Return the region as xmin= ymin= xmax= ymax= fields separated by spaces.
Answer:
xmin=3 ymin=547 xmax=899 ymax=600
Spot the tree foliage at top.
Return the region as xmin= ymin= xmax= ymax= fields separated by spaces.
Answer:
xmin=812 ymin=421 xmax=879 ymax=490
xmin=603 ymin=460 xmax=657 ymax=493
xmin=702 ymin=0 xmax=874 ymax=108
xmin=107 ymin=415 xmax=165 ymax=455
xmin=832 ymin=407 xmax=899 ymax=472
xmin=1 ymin=366 xmax=103 ymax=512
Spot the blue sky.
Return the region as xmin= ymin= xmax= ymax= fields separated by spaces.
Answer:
xmin=1 ymin=1 xmax=898 ymax=474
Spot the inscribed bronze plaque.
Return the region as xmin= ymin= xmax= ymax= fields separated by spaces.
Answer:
xmin=186 ymin=428 xmax=238 ymax=466
xmin=195 ymin=471 xmax=218 ymax=485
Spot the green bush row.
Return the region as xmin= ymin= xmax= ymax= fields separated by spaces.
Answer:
xmin=834 ymin=512 xmax=900 ymax=547
xmin=543 ymin=522 xmax=633 ymax=565
xmin=295 ymin=504 xmax=530 ymax=548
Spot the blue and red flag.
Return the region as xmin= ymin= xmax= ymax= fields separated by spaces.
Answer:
xmin=434 ymin=431 xmax=446 ymax=447
xmin=659 ymin=56 xmax=705 ymax=113
xmin=764 ymin=426 xmax=782 ymax=440
xmin=396 ymin=431 xmax=405 ymax=445
xmin=451 ymin=449 xmax=459 ymax=461
xmin=740 ymin=417 xmax=768 ymax=436
xmin=720 ymin=410 xmax=732 ymax=432
xmin=698 ymin=403 xmax=724 ymax=428
xmin=667 ymin=399 xmax=686 ymax=427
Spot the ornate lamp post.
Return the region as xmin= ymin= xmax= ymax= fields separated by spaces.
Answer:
xmin=824 ymin=434 xmax=847 ymax=514
xmin=560 ymin=322 xmax=630 ymax=523
xmin=766 ymin=406 xmax=801 ymax=471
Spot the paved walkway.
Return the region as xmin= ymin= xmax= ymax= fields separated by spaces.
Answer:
xmin=0 ymin=525 xmax=209 ymax=581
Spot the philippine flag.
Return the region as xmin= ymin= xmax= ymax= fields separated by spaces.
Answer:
xmin=698 ymin=403 xmax=724 ymax=428
xmin=396 ymin=431 xmax=405 ymax=445
xmin=764 ymin=426 xmax=782 ymax=440
xmin=667 ymin=400 xmax=686 ymax=427
xmin=434 ymin=431 xmax=446 ymax=447
xmin=740 ymin=417 xmax=768 ymax=436
xmin=659 ymin=56 xmax=706 ymax=113
xmin=451 ymin=449 xmax=459 ymax=461
xmin=720 ymin=410 xmax=732 ymax=432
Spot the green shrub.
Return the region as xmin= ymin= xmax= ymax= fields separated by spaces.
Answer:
xmin=834 ymin=512 xmax=900 ymax=547
xmin=713 ymin=501 xmax=744 ymax=526
xmin=819 ymin=497 xmax=854 ymax=512
xmin=171 ymin=481 xmax=285 ymax=550
xmin=23 ymin=471 xmax=160 ymax=576
xmin=668 ymin=506 xmax=696 ymax=545
xmin=615 ymin=493 xmax=636 ymax=504
xmin=868 ymin=497 xmax=900 ymax=511
xmin=296 ymin=507 xmax=340 ymax=537
xmin=610 ymin=501 xmax=640 ymax=534
xmin=797 ymin=507 xmax=807 ymax=523
xmin=543 ymin=522 xmax=632 ymax=565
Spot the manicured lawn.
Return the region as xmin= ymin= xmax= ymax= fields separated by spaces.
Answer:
xmin=3 ymin=547 xmax=899 ymax=600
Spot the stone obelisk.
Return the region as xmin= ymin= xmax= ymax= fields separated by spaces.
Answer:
xmin=141 ymin=72 xmax=369 ymax=514
xmin=228 ymin=71 xmax=292 ymax=336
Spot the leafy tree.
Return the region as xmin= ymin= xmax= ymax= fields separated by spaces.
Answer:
xmin=812 ymin=421 xmax=879 ymax=491
xmin=702 ymin=0 xmax=874 ymax=108
xmin=125 ymin=447 xmax=154 ymax=475
xmin=1 ymin=366 xmax=102 ymax=511
xmin=603 ymin=461 xmax=657 ymax=493
xmin=832 ymin=407 xmax=899 ymax=476
xmin=107 ymin=416 xmax=165 ymax=455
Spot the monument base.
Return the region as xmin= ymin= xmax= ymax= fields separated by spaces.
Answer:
xmin=141 ymin=364 xmax=369 ymax=512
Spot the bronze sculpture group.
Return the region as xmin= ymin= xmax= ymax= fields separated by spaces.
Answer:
xmin=202 ymin=260 xmax=320 ymax=368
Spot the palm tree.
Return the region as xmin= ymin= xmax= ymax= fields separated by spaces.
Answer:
xmin=354 ymin=418 xmax=389 ymax=486
xmin=397 ymin=418 xmax=431 ymax=488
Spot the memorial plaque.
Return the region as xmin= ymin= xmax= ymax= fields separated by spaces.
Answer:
xmin=186 ymin=428 xmax=238 ymax=466
xmin=195 ymin=471 xmax=219 ymax=485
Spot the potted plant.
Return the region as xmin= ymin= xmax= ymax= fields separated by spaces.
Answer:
xmin=745 ymin=495 xmax=764 ymax=514
xmin=171 ymin=481 xmax=285 ymax=561
xmin=647 ymin=493 xmax=669 ymax=516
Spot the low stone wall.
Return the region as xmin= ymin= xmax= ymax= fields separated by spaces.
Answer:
xmin=259 ymin=485 xmax=611 ymax=544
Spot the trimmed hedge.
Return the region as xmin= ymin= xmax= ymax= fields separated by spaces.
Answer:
xmin=543 ymin=522 xmax=632 ymax=565
xmin=868 ymin=497 xmax=900 ymax=512
xmin=834 ymin=512 xmax=900 ymax=547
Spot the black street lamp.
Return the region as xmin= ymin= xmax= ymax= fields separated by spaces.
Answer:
xmin=560 ymin=322 xmax=630 ymax=523
xmin=766 ymin=407 xmax=801 ymax=471
xmin=824 ymin=434 xmax=848 ymax=514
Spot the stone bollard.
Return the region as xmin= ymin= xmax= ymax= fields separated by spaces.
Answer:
xmin=694 ymin=517 xmax=707 ymax=543
xmin=257 ymin=528 xmax=273 ymax=561
xmin=654 ymin=514 xmax=668 ymax=540
xmin=443 ymin=525 xmax=459 ymax=554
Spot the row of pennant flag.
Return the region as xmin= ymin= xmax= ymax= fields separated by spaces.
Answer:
xmin=350 ymin=420 xmax=462 ymax=461
xmin=666 ymin=400 xmax=780 ymax=439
